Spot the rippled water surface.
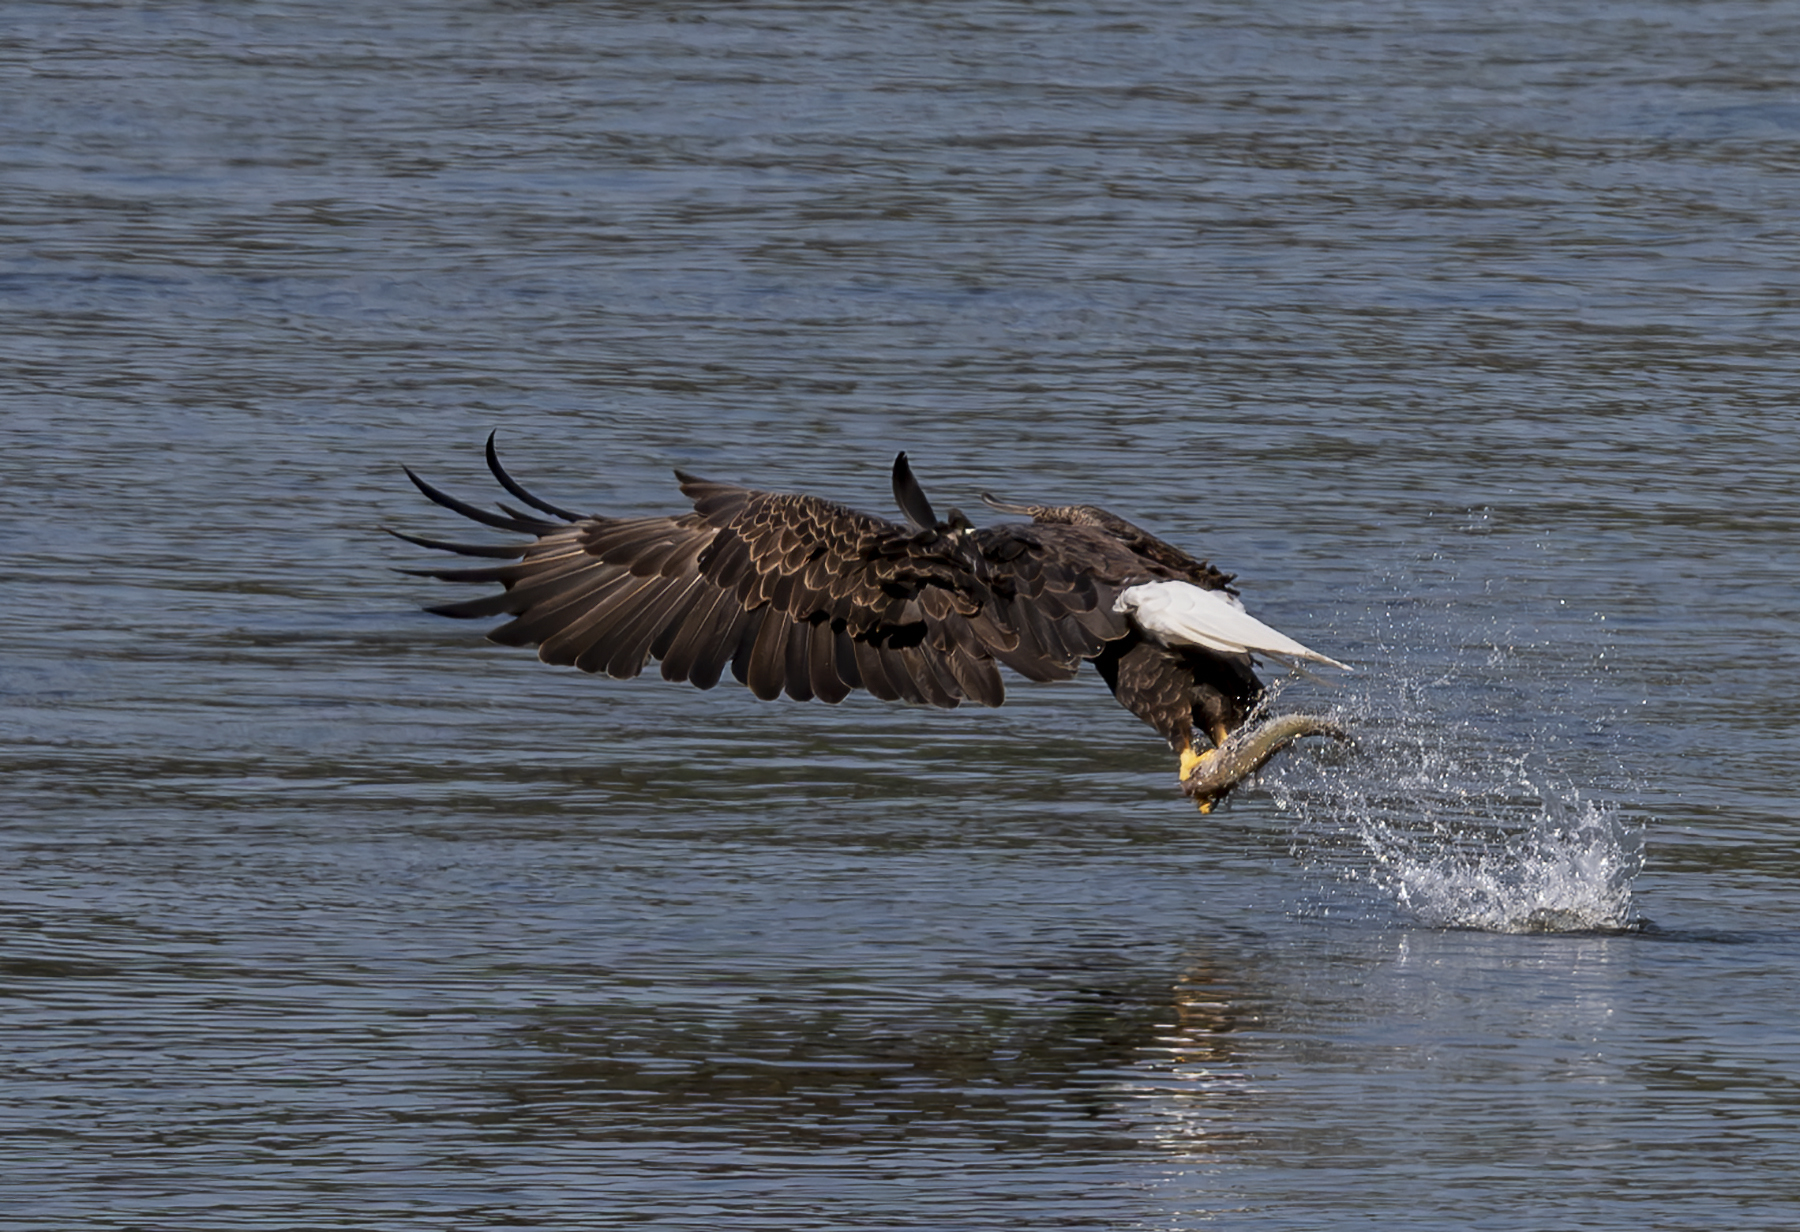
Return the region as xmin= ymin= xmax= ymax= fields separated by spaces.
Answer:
xmin=5 ymin=2 xmax=1800 ymax=1228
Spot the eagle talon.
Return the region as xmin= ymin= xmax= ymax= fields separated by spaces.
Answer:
xmin=1178 ymin=746 xmax=1215 ymax=783
xmin=1180 ymin=746 xmax=1228 ymax=812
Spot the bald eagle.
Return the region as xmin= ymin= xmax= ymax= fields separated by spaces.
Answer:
xmin=395 ymin=436 xmax=1348 ymax=808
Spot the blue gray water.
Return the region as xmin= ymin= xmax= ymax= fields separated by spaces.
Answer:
xmin=4 ymin=2 xmax=1799 ymax=1228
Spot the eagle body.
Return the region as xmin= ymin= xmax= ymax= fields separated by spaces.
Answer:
xmin=397 ymin=438 xmax=1345 ymax=800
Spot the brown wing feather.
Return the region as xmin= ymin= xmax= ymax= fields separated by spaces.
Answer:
xmin=943 ymin=647 xmax=1004 ymax=708
xmin=593 ymin=573 xmax=712 ymax=679
xmin=968 ymin=521 xmax=1199 ymax=670
xmin=656 ymin=584 xmax=737 ymax=685
xmin=542 ymin=573 xmax=667 ymax=669
xmin=743 ymin=603 xmax=790 ymax=702
xmin=831 ymin=625 xmax=864 ymax=693
xmin=499 ymin=556 xmax=652 ymax=643
xmin=690 ymin=602 xmax=752 ymax=691
xmin=891 ymin=640 xmax=953 ymax=709
xmin=492 ymin=568 xmax=639 ymax=648
xmin=807 ymin=619 xmax=852 ymax=705
xmin=783 ymin=618 xmax=816 ymax=703
xmin=878 ymin=642 xmax=932 ymax=706
xmin=850 ymin=636 xmax=900 ymax=702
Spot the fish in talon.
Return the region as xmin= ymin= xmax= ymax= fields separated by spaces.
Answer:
xmin=1181 ymin=712 xmax=1352 ymax=811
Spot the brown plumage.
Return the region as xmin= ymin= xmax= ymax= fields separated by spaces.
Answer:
xmin=394 ymin=435 xmax=1340 ymax=794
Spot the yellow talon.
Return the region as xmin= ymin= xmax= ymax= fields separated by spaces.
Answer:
xmin=1181 ymin=746 xmax=1220 ymax=814
xmin=1178 ymin=746 xmax=1215 ymax=782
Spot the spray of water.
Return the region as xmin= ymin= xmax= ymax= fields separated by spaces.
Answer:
xmin=1266 ymin=686 xmax=1645 ymax=933
xmin=1258 ymin=537 xmax=1649 ymax=933
xmin=1355 ymin=770 xmax=1643 ymax=934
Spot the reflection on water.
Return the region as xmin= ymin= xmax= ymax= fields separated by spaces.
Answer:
xmin=508 ymin=971 xmax=1183 ymax=1155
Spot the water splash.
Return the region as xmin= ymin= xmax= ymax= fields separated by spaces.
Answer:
xmin=1258 ymin=583 xmax=1649 ymax=934
xmin=1357 ymin=778 xmax=1644 ymax=933
xmin=1270 ymin=706 xmax=1646 ymax=933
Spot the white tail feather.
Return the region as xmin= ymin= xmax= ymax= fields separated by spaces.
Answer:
xmin=1114 ymin=581 xmax=1350 ymax=670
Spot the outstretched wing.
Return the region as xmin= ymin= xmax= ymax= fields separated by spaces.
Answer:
xmin=394 ymin=436 xmax=1024 ymax=708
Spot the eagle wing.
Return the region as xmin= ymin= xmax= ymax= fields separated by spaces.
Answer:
xmin=395 ymin=437 xmax=1096 ymax=709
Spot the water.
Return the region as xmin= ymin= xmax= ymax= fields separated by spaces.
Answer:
xmin=5 ymin=1 xmax=1800 ymax=1227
